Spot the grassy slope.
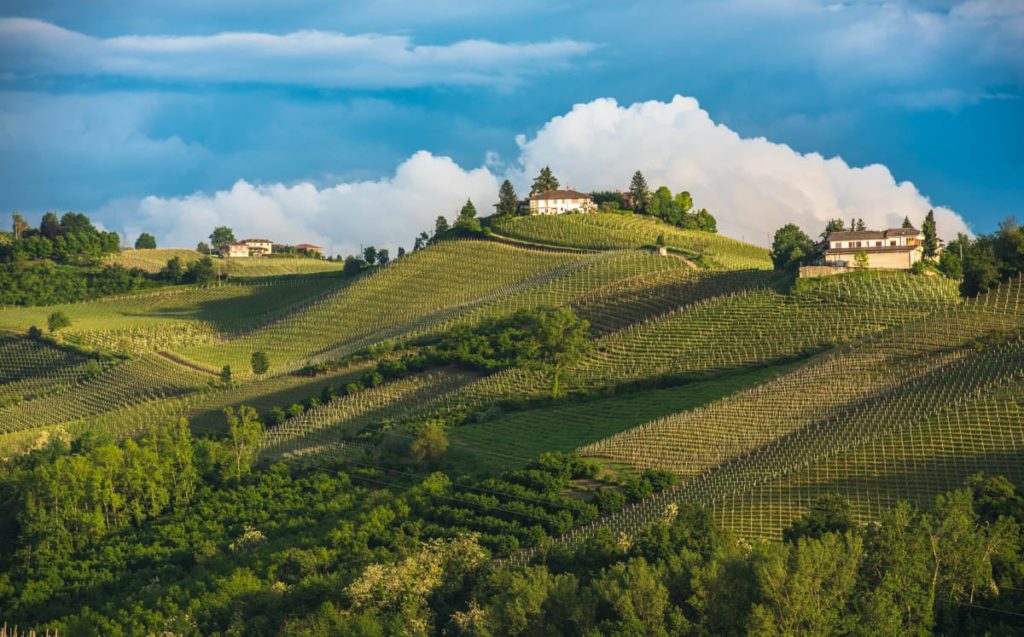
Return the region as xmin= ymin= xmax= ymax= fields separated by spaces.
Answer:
xmin=107 ymin=248 xmax=345 ymax=276
xmin=491 ymin=213 xmax=772 ymax=269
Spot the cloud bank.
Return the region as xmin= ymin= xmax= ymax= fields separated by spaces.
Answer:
xmin=0 ymin=18 xmax=594 ymax=89
xmin=114 ymin=95 xmax=971 ymax=254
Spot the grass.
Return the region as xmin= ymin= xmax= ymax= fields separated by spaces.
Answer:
xmin=107 ymin=248 xmax=345 ymax=277
xmin=449 ymin=362 xmax=803 ymax=473
xmin=491 ymin=213 xmax=772 ymax=270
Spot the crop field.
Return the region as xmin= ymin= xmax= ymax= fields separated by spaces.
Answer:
xmin=496 ymin=276 xmax=1024 ymax=558
xmin=107 ymin=248 xmax=345 ymax=276
xmin=449 ymin=363 xmax=802 ymax=472
xmin=492 ymin=213 xmax=772 ymax=269
xmin=179 ymin=240 xmax=585 ymax=373
xmin=455 ymin=270 xmax=961 ymax=404
xmin=0 ymin=277 xmax=348 ymax=354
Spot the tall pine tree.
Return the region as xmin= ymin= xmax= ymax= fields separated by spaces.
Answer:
xmin=629 ymin=170 xmax=649 ymax=213
xmin=922 ymin=209 xmax=938 ymax=258
xmin=530 ymin=166 xmax=559 ymax=195
xmin=497 ymin=180 xmax=519 ymax=216
xmin=902 ymin=215 xmax=914 ymax=229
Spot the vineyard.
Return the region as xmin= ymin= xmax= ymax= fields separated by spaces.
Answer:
xmin=2 ymin=220 xmax=1021 ymax=556
xmin=106 ymin=248 xmax=346 ymax=276
xmin=491 ymin=212 xmax=772 ymax=269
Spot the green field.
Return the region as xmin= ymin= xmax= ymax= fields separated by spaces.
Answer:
xmin=107 ymin=248 xmax=345 ymax=276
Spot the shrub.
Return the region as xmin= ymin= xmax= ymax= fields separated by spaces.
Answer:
xmin=47 ymin=311 xmax=72 ymax=333
xmin=251 ymin=351 xmax=269 ymax=375
xmin=594 ymin=488 xmax=627 ymax=513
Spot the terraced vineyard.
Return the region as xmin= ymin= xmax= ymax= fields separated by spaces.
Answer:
xmin=4 ymin=218 xmax=1021 ymax=566
xmin=493 ymin=276 xmax=1024 ymax=561
xmin=492 ymin=212 xmax=772 ymax=269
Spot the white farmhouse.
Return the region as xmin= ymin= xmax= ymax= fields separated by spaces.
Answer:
xmin=528 ymin=189 xmax=597 ymax=215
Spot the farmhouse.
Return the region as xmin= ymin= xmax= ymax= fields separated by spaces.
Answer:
xmin=824 ymin=227 xmax=925 ymax=270
xmin=221 ymin=243 xmax=250 ymax=258
xmin=529 ymin=189 xmax=597 ymax=215
xmin=241 ymin=238 xmax=273 ymax=256
xmin=295 ymin=243 xmax=323 ymax=256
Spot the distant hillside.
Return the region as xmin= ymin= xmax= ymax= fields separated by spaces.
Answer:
xmin=107 ymin=248 xmax=346 ymax=277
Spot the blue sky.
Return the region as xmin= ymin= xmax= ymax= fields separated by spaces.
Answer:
xmin=1 ymin=0 xmax=1021 ymax=251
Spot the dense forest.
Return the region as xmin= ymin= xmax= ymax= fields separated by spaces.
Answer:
xmin=0 ymin=415 xmax=1021 ymax=636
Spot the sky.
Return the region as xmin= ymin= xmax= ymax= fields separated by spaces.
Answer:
xmin=1 ymin=0 xmax=1021 ymax=254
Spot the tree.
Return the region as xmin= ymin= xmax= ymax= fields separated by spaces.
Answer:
xmin=60 ymin=212 xmax=96 ymax=234
xmin=220 ymin=365 xmax=232 ymax=385
xmin=854 ymin=250 xmax=870 ymax=270
xmin=922 ymin=209 xmax=938 ymax=258
xmin=434 ymin=215 xmax=450 ymax=238
xmin=134 ymin=233 xmax=157 ymax=249
xmin=47 ymin=310 xmax=71 ymax=333
xmin=40 ymin=212 xmax=63 ymax=239
xmin=531 ymin=166 xmax=560 ymax=195
xmin=647 ymin=187 xmax=679 ymax=224
xmin=185 ymin=256 xmax=216 ymax=284
xmin=961 ymin=243 xmax=1000 ymax=297
xmin=534 ymin=307 xmax=592 ymax=397
xmin=629 ymin=171 xmax=650 ymax=213
xmin=692 ymin=208 xmax=717 ymax=233
xmin=592 ymin=558 xmax=675 ymax=636
xmin=855 ymin=218 xmax=867 ymax=232
xmin=674 ymin=191 xmax=693 ymax=217
xmin=196 ymin=241 xmax=211 ymax=255
xmin=497 ymin=180 xmax=519 ymax=216
xmin=363 ymin=246 xmax=378 ymax=266
xmin=455 ymin=199 xmax=481 ymax=232
xmin=161 ymin=256 xmax=184 ymax=283
xmin=770 ymin=224 xmax=814 ymax=271
xmin=821 ymin=218 xmax=846 ymax=240
xmin=209 ymin=226 xmax=236 ymax=249
xmin=377 ymin=248 xmax=390 ymax=266
xmin=251 ymin=351 xmax=270 ymax=376
xmin=396 ymin=246 xmax=406 ymax=258
xmin=409 ymin=420 xmax=449 ymax=463
xmin=783 ymin=495 xmax=855 ymax=542
xmin=902 ymin=215 xmax=914 ymax=229
xmin=12 ymin=212 xmax=28 ymax=240
xmin=413 ymin=231 xmax=430 ymax=251
xmin=223 ymin=406 xmax=263 ymax=480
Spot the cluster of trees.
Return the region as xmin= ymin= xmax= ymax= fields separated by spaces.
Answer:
xmin=1 ymin=212 xmax=121 ymax=265
xmin=0 ymin=262 xmax=156 ymax=306
xmin=2 ymin=431 xmax=1020 ymax=637
xmin=646 ymin=185 xmax=717 ymax=232
xmin=158 ymin=255 xmax=219 ymax=285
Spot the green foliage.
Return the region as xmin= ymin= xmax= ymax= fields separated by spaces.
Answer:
xmin=782 ymin=494 xmax=855 ymax=542
xmin=903 ymin=215 xmax=914 ymax=229
xmin=209 ymin=225 xmax=236 ymax=249
xmin=0 ymin=262 xmax=154 ymax=306
xmin=223 ymin=406 xmax=264 ymax=480
xmin=410 ymin=420 xmax=449 ymax=463
xmin=821 ymin=218 xmax=846 ymax=240
xmin=497 ymin=179 xmax=519 ymax=217
xmin=220 ymin=364 xmax=232 ymax=385
xmin=531 ymin=166 xmax=560 ymax=195
xmin=959 ymin=219 xmax=1024 ymax=296
xmin=434 ymin=215 xmax=450 ymax=238
xmin=47 ymin=310 xmax=71 ymax=333
xmin=770 ymin=224 xmax=814 ymax=271
xmin=854 ymin=250 xmax=870 ymax=270
xmin=629 ymin=170 xmax=649 ymax=213
xmin=134 ymin=232 xmax=157 ymax=249
xmin=455 ymin=199 xmax=482 ymax=233
xmin=922 ymin=209 xmax=939 ymax=258
xmin=251 ymin=351 xmax=270 ymax=375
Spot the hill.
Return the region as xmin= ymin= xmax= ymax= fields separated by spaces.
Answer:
xmin=2 ymin=213 xmax=1022 ymax=634
xmin=107 ymin=247 xmax=346 ymax=277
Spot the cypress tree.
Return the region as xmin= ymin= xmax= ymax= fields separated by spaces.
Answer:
xmin=497 ymin=180 xmax=519 ymax=216
xmin=922 ymin=209 xmax=938 ymax=258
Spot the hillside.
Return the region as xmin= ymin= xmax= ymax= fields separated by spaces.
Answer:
xmin=2 ymin=215 xmax=1022 ymax=634
xmin=107 ymin=247 xmax=346 ymax=276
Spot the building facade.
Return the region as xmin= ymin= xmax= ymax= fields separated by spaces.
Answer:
xmin=295 ymin=243 xmax=323 ymax=256
xmin=221 ymin=243 xmax=250 ymax=258
xmin=528 ymin=189 xmax=597 ymax=215
xmin=824 ymin=228 xmax=925 ymax=270
xmin=241 ymin=238 xmax=273 ymax=256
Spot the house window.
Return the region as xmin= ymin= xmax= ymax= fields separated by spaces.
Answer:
xmin=890 ymin=241 xmax=897 ymax=246
xmin=876 ymin=241 xmax=882 ymax=247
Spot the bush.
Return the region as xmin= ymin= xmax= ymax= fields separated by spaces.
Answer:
xmin=251 ymin=351 xmax=270 ymax=375
xmin=47 ymin=311 xmax=72 ymax=333
xmin=27 ymin=325 xmax=43 ymax=339
xmin=594 ymin=488 xmax=627 ymax=513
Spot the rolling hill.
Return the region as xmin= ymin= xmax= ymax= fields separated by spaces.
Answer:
xmin=2 ymin=213 xmax=1021 ymax=547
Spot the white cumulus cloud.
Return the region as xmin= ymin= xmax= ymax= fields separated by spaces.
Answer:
xmin=114 ymin=151 xmax=499 ymax=255
xmin=113 ymin=95 xmax=970 ymax=254
xmin=0 ymin=18 xmax=594 ymax=89
xmin=511 ymin=95 xmax=971 ymax=243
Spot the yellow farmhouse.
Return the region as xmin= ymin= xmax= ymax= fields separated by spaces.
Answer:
xmin=824 ymin=227 xmax=925 ymax=270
